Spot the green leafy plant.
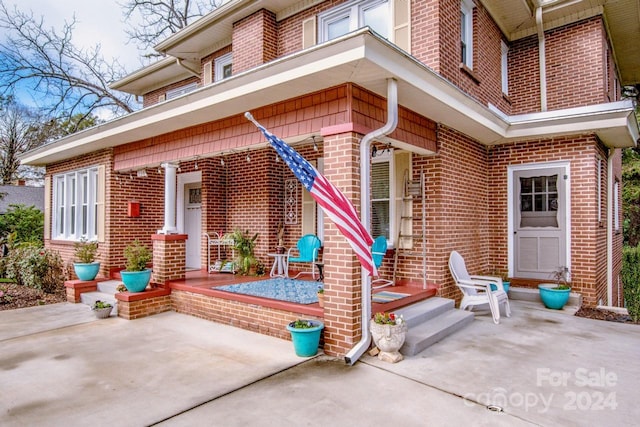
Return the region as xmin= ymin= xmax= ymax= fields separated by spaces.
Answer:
xmin=289 ymin=319 xmax=317 ymax=329
xmin=622 ymin=245 xmax=640 ymax=322
xmin=74 ymin=238 xmax=99 ymax=263
xmin=227 ymin=229 xmax=258 ymax=275
xmin=373 ymin=311 xmax=404 ymax=325
xmin=91 ymin=300 xmax=112 ymax=310
xmin=5 ymin=246 xmax=65 ymax=293
xmin=0 ymin=204 xmax=44 ymax=248
xmin=550 ymin=266 xmax=571 ymax=289
xmin=0 ymin=285 xmax=12 ymax=304
xmin=124 ymin=240 xmax=152 ymax=272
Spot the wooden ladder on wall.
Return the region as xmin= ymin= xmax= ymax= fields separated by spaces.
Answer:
xmin=392 ymin=168 xmax=428 ymax=289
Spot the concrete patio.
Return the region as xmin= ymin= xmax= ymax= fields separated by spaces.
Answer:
xmin=0 ymin=300 xmax=637 ymax=426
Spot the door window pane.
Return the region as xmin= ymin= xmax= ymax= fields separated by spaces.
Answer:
xmin=520 ymin=175 xmax=559 ymax=228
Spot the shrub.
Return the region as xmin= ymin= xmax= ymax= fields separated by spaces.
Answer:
xmin=5 ymin=246 xmax=65 ymax=293
xmin=621 ymin=245 xmax=640 ymax=322
xmin=124 ymin=240 xmax=152 ymax=272
xmin=0 ymin=204 xmax=44 ymax=247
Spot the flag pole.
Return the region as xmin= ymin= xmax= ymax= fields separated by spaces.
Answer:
xmin=244 ymin=112 xmax=260 ymax=128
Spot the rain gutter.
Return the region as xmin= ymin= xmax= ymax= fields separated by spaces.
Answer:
xmin=176 ymin=58 xmax=201 ymax=78
xmin=345 ymin=78 xmax=398 ymax=365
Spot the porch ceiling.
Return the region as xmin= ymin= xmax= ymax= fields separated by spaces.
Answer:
xmin=21 ymin=29 xmax=638 ymax=168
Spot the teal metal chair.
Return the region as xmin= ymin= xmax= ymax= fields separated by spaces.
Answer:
xmin=372 ymin=236 xmax=394 ymax=289
xmin=287 ymin=234 xmax=321 ymax=279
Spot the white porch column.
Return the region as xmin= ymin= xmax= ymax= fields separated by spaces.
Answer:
xmin=159 ymin=162 xmax=178 ymax=234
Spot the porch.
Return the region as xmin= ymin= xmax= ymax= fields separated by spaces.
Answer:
xmin=166 ymin=270 xmax=438 ymax=340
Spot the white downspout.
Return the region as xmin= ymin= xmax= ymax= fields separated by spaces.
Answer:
xmin=345 ymin=78 xmax=398 ymax=365
xmin=606 ymin=149 xmax=615 ymax=306
xmin=536 ymin=7 xmax=548 ymax=111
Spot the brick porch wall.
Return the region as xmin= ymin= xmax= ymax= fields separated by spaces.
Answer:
xmin=171 ymin=290 xmax=322 ymax=340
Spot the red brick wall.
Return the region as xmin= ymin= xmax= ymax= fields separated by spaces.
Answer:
xmin=487 ymin=135 xmax=606 ymax=307
xmin=172 ymin=290 xmax=322 ymax=340
xmin=510 ymin=16 xmax=607 ymax=114
xmin=46 ymin=150 xmax=113 ymax=277
xmin=232 ymin=9 xmax=278 ymax=74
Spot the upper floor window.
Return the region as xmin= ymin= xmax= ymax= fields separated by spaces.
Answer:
xmin=319 ymin=0 xmax=389 ymax=43
xmin=53 ymin=167 xmax=100 ymax=241
xmin=215 ymin=52 xmax=233 ymax=82
xmin=501 ymin=41 xmax=509 ymax=95
xmin=166 ymin=82 xmax=198 ymax=100
xmin=461 ymin=0 xmax=474 ymax=69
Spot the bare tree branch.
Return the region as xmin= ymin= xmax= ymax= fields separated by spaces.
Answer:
xmin=120 ymin=0 xmax=224 ymax=53
xmin=0 ymin=2 xmax=136 ymax=123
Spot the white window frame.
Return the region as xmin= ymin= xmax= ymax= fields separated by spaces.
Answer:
xmin=461 ymin=0 xmax=474 ymax=69
xmin=52 ymin=167 xmax=100 ymax=241
xmin=501 ymin=40 xmax=509 ymax=95
xmin=318 ymin=0 xmax=389 ymax=42
xmin=372 ymin=149 xmax=393 ymax=243
xmin=166 ymin=82 xmax=198 ymax=100
xmin=215 ymin=52 xmax=233 ymax=82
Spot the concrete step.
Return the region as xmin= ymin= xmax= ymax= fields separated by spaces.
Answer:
xmin=80 ymin=291 xmax=118 ymax=316
xmin=401 ymin=308 xmax=474 ymax=357
xmin=394 ymin=297 xmax=455 ymax=328
xmin=97 ymin=280 xmax=122 ymax=294
xmin=509 ymin=286 xmax=582 ymax=307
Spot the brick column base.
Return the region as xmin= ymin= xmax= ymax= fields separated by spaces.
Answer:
xmin=151 ymin=234 xmax=187 ymax=284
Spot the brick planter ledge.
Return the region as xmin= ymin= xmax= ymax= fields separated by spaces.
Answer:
xmin=115 ymin=286 xmax=172 ymax=320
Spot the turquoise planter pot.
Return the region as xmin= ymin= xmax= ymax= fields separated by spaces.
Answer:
xmin=490 ymin=281 xmax=510 ymax=293
xmin=538 ymin=284 xmax=571 ymax=309
xmin=286 ymin=320 xmax=324 ymax=357
xmin=74 ymin=262 xmax=100 ymax=281
xmin=121 ymin=269 xmax=152 ymax=292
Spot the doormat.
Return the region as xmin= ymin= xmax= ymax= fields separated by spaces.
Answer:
xmin=372 ymin=291 xmax=411 ymax=304
xmin=214 ymin=278 xmax=321 ymax=304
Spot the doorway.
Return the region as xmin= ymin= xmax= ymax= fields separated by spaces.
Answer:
xmin=508 ymin=162 xmax=571 ymax=280
xmin=177 ymin=171 xmax=202 ymax=270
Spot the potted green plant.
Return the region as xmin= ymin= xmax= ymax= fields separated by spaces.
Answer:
xmin=227 ymin=229 xmax=258 ymax=275
xmin=317 ymin=284 xmax=325 ymax=308
xmin=73 ymin=238 xmax=100 ymax=281
xmin=91 ymin=300 xmax=113 ymax=319
xmin=370 ymin=311 xmax=407 ymax=363
xmin=286 ymin=319 xmax=324 ymax=357
xmin=538 ymin=266 xmax=571 ymax=309
xmin=120 ymin=239 xmax=152 ymax=292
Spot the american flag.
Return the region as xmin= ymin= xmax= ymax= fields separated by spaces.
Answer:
xmin=245 ymin=112 xmax=377 ymax=276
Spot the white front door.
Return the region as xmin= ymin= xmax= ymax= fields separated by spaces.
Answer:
xmin=510 ymin=163 xmax=570 ymax=280
xmin=184 ymin=183 xmax=202 ymax=269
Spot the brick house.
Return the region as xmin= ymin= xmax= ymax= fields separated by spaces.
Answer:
xmin=21 ymin=0 xmax=639 ymax=358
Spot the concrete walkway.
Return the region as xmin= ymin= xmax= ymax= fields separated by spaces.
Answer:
xmin=0 ymin=301 xmax=638 ymax=426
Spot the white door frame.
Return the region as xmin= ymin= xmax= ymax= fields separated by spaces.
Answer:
xmin=177 ymin=171 xmax=202 ymax=233
xmin=507 ymin=161 xmax=571 ymax=278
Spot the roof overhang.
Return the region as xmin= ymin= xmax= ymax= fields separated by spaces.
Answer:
xmin=21 ymin=30 xmax=639 ymax=167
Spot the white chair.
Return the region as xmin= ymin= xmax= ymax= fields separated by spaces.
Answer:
xmin=448 ymin=251 xmax=511 ymax=324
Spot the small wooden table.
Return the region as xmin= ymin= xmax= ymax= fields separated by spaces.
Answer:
xmin=268 ymin=253 xmax=288 ymax=278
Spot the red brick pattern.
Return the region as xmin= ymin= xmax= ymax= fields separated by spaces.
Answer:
xmin=232 ymin=9 xmax=278 ymax=74
xmin=151 ymin=234 xmax=187 ymax=284
xmin=117 ymin=294 xmax=173 ymax=320
xmin=172 ymin=289 xmax=323 ymax=341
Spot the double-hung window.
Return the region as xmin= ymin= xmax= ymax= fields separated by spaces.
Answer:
xmin=461 ymin=0 xmax=474 ymax=68
xmin=319 ymin=0 xmax=389 ymax=42
xmin=53 ymin=167 xmax=100 ymax=241
xmin=215 ymin=52 xmax=233 ymax=82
